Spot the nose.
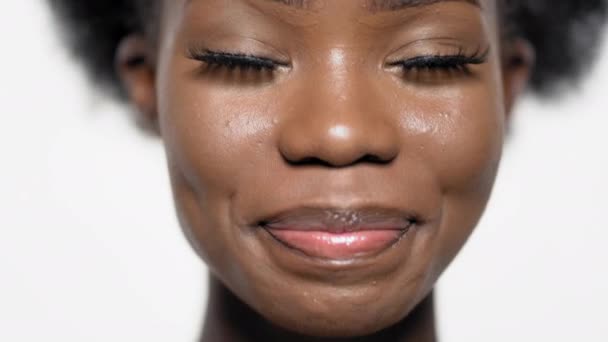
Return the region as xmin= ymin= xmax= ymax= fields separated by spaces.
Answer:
xmin=277 ymin=56 xmax=400 ymax=167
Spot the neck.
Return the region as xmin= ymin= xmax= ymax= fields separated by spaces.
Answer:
xmin=199 ymin=274 xmax=437 ymax=342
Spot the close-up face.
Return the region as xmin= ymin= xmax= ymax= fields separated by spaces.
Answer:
xmin=120 ymin=0 xmax=529 ymax=337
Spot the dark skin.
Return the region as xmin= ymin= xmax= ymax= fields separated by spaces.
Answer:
xmin=115 ymin=0 xmax=533 ymax=340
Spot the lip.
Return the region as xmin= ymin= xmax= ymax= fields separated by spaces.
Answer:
xmin=258 ymin=207 xmax=416 ymax=261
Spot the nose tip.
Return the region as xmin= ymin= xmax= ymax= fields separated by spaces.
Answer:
xmin=278 ymin=121 xmax=400 ymax=167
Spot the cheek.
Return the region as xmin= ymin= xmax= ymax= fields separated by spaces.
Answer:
xmin=407 ymin=81 xmax=505 ymax=270
xmin=156 ymin=57 xmax=283 ymax=270
xmin=160 ymin=88 xmax=273 ymax=193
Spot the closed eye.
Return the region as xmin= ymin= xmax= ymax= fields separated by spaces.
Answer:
xmin=187 ymin=48 xmax=288 ymax=72
xmin=387 ymin=46 xmax=490 ymax=74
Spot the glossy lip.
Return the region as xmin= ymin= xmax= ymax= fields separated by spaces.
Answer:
xmin=257 ymin=206 xmax=418 ymax=262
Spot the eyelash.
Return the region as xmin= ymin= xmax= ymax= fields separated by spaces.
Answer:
xmin=188 ymin=48 xmax=286 ymax=71
xmin=387 ymin=46 xmax=490 ymax=73
xmin=187 ymin=46 xmax=490 ymax=73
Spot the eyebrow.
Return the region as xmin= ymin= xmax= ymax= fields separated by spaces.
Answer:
xmin=267 ymin=0 xmax=481 ymax=11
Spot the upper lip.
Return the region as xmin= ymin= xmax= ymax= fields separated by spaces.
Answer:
xmin=259 ymin=206 xmax=418 ymax=234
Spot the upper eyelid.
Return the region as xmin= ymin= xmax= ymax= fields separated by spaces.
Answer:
xmin=386 ymin=46 xmax=490 ymax=67
xmin=187 ymin=48 xmax=290 ymax=67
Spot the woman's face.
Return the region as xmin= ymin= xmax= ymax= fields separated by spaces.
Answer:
xmin=122 ymin=0 xmax=526 ymax=337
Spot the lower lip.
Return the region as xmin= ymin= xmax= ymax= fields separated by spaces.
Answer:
xmin=264 ymin=229 xmax=407 ymax=260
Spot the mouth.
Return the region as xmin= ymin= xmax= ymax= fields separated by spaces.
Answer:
xmin=258 ymin=207 xmax=418 ymax=261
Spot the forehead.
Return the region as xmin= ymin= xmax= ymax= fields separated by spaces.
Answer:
xmin=179 ymin=0 xmax=492 ymax=13
xmin=264 ymin=0 xmax=482 ymax=11
xmin=162 ymin=0 xmax=498 ymax=39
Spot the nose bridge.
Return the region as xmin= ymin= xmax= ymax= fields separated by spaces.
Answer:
xmin=278 ymin=48 xmax=400 ymax=167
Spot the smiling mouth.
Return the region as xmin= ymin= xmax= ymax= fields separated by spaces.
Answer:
xmin=258 ymin=207 xmax=417 ymax=261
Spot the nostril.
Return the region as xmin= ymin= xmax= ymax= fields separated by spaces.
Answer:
xmin=283 ymin=153 xmax=394 ymax=168
xmin=283 ymin=156 xmax=333 ymax=167
xmin=358 ymin=153 xmax=394 ymax=165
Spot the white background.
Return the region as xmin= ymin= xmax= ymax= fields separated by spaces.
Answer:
xmin=1 ymin=1 xmax=607 ymax=341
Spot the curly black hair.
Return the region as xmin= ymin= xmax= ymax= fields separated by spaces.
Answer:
xmin=47 ymin=0 xmax=607 ymax=99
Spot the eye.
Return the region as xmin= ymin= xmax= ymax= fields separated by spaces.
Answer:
xmin=388 ymin=46 xmax=490 ymax=74
xmin=187 ymin=48 xmax=287 ymax=72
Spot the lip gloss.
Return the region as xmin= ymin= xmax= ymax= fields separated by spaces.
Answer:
xmin=265 ymin=229 xmax=407 ymax=259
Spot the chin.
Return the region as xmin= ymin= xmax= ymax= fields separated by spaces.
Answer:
xmin=234 ymin=263 xmax=436 ymax=339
